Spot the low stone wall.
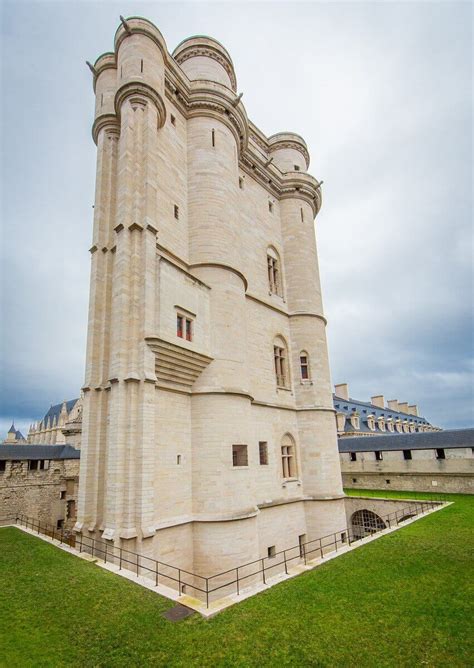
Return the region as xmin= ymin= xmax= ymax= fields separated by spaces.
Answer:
xmin=343 ymin=472 xmax=473 ymax=494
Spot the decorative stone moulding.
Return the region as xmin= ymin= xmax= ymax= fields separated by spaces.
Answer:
xmin=172 ymin=35 xmax=237 ymax=91
xmin=145 ymin=337 xmax=213 ymax=389
xmin=114 ymin=81 xmax=167 ymax=127
xmin=268 ymin=132 xmax=311 ymax=169
xmin=114 ymin=16 xmax=169 ymax=61
xmin=92 ymin=52 xmax=116 ymax=92
xmin=92 ymin=115 xmax=120 ymax=145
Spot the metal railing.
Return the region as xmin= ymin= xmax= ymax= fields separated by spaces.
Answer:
xmin=1 ymin=497 xmax=444 ymax=608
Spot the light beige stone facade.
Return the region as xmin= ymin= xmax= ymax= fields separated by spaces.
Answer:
xmin=75 ymin=17 xmax=346 ymax=577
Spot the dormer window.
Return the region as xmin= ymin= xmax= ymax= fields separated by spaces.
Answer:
xmin=367 ymin=415 xmax=376 ymax=431
xmin=350 ymin=414 xmax=360 ymax=430
xmin=378 ymin=417 xmax=386 ymax=432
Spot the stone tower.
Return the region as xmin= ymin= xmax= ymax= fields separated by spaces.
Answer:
xmin=75 ymin=17 xmax=346 ymax=578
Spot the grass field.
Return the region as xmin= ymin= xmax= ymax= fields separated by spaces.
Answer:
xmin=1 ymin=491 xmax=472 ymax=667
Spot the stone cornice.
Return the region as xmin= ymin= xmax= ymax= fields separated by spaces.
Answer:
xmin=172 ymin=40 xmax=237 ymax=92
xmin=91 ymin=114 xmax=120 ymax=145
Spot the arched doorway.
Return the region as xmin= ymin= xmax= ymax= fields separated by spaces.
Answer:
xmin=351 ymin=509 xmax=386 ymax=540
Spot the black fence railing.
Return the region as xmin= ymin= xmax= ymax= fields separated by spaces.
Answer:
xmin=0 ymin=498 xmax=444 ymax=608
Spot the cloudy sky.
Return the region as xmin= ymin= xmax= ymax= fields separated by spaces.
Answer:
xmin=1 ymin=0 xmax=472 ymax=438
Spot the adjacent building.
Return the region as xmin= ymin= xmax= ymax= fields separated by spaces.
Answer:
xmin=75 ymin=17 xmax=346 ymax=577
xmin=339 ymin=429 xmax=474 ymax=493
xmin=3 ymin=423 xmax=26 ymax=444
xmin=333 ymin=383 xmax=439 ymax=437
xmin=0 ymin=444 xmax=80 ymax=528
xmin=27 ymin=398 xmax=83 ymax=449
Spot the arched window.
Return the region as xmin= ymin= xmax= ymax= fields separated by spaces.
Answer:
xmin=273 ymin=336 xmax=289 ymax=388
xmin=281 ymin=433 xmax=297 ymax=479
xmin=267 ymin=247 xmax=282 ymax=296
xmin=351 ymin=509 xmax=386 ymax=540
xmin=299 ymin=351 xmax=310 ymax=380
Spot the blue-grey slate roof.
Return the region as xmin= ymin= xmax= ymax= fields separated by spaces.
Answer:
xmin=43 ymin=399 xmax=79 ymax=423
xmin=338 ymin=428 xmax=474 ymax=453
xmin=0 ymin=444 xmax=80 ymax=460
xmin=333 ymin=394 xmax=431 ymax=434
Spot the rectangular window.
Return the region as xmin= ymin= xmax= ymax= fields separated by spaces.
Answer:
xmin=300 ymin=354 xmax=309 ymax=380
xmin=259 ymin=441 xmax=268 ymax=465
xmin=177 ymin=314 xmax=193 ymax=341
xmin=281 ymin=444 xmax=295 ymax=478
xmin=386 ymin=479 xmax=391 ymax=484
xmin=185 ymin=318 xmax=192 ymax=341
xmin=60 ymin=490 xmax=66 ymax=500
xmin=56 ymin=519 xmax=64 ymax=530
xmin=350 ymin=452 xmax=357 ymax=462
xmin=29 ymin=460 xmax=45 ymax=471
xmin=403 ymin=450 xmax=412 ymax=460
xmin=267 ymin=545 xmax=276 ymax=558
xmin=170 ymin=114 xmax=176 ymax=126
xmin=274 ymin=346 xmax=287 ymax=387
xmin=375 ymin=451 xmax=383 ymax=461
xmin=352 ymin=478 xmax=358 ymax=483
xmin=232 ymin=444 xmax=248 ymax=467
xmin=436 ymin=448 xmax=445 ymax=460
xmin=177 ymin=315 xmax=183 ymax=338
xmin=0 ymin=461 xmax=5 ymax=472
xmin=267 ymin=255 xmax=280 ymax=296
xmin=294 ymin=165 xmax=300 ymax=171
xmin=174 ymin=205 xmax=179 ymax=220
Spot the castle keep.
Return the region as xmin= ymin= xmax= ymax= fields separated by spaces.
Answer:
xmin=75 ymin=17 xmax=346 ymax=576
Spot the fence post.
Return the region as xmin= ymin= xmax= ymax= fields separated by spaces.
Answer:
xmin=79 ymin=533 xmax=83 ymax=553
xmin=37 ymin=520 xmax=41 ymax=535
xmin=120 ymin=548 xmax=123 ymax=571
xmin=206 ymin=579 xmax=209 ymax=609
xmin=334 ymin=534 xmax=338 ymax=553
xmin=262 ymin=558 xmax=266 ymax=584
xmin=283 ymin=550 xmax=288 ymax=574
xmin=155 ymin=560 xmax=158 ymax=586
xmin=236 ymin=568 xmax=240 ymax=595
xmin=319 ymin=538 xmax=323 ymax=559
xmin=178 ymin=568 xmax=181 ymax=593
xmin=303 ymin=543 xmax=307 ymax=565
xmin=104 ymin=542 xmax=108 ymax=564
xmin=60 ymin=526 xmax=64 ymax=544
xmin=137 ymin=555 xmax=140 ymax=577
xmin=92 ymin=537 xmax=95 ymax=558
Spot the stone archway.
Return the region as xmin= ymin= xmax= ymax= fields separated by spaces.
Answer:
xmin=351 ymin=509 xmax=386 ymax=540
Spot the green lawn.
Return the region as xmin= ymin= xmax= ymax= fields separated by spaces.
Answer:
xmin=1 ymin=491 xmax=472 ymax=668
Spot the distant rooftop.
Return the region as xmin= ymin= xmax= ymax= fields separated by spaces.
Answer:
xmin=0 ymin=444 xmax=80 ymax=460
xmin=338 ymin=429 xmax=474 ymax=453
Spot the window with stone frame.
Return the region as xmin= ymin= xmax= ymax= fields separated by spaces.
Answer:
xmin=267 ymin=247 xmax=282 ymax=297
xmin=274 ymin=339 xmax=289 ymax=388
xmin=259 ymin=441 xmax=268 ymax=465
xmin=299 ymin=351 xmax=310 ymax=380
xmin=281 ymin=434 xmax=297 ymax=479
xmin=177 ymin=314 xmax=193 ymax=341
xmin=232 ymin=444 xmax=248 ymax=467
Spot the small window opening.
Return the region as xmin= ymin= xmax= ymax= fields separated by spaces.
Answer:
xmin=120 ymin=66 xmax=123 ymax=79
xmin=375 ymin=451 xmax=383 ymax=461
xmin=232 ymin=444 xmax=248 ymax=467
xmin=403 ymin=450 xmax=412 ymax=460
xmin=274 ymin=345 xmax=288 ymax=388
xmin=170 ymin=114 xmax=176 ymax=126
xmin=211 ymin=129 xmax=215 ymax=147
xmin=185 ymin=318 xmax=192 ymax=341
xmin=60 ymin=490 xmax=66 ymax=500
xmin=174 ymin=205 xmax=179 ymax=220
xmin=101 ymin=93 xmax=103 ymax=107
xmin=300 ymin=353 xmax=310 ymax=380
xmin=239 ymin=177 xmax=243 ymax=189
xmin=294 ymin=165 xmax=300 ymax=171
xmin=259 ymin=441 xmax=268 ymax=465
xmin=386 ymin=479 xmax=391 ymax=484
xmin=267 ymin=545 xmax=276 ymax=558
xmin=56 ymin=519 xmax=64 ymax=530
xmin=436 ymin=448 xmax=446 ymax=460
xmin=281 ymin=439 xmax=296 ymax=478
xmin=177 ymin=315 xmax=183 ymax=338
xmin=177 ymin=315 xmax=193 ymax=341
xmin=267 ymin=253 xmax=281 ymax=296
xmin=350 ymin=452 xmax=357 ymax=462
xmin=177 ymin=454 xmax=182 ymax=465
xmin=300 ymin=207 xmax=304 ymax=222
xmin=0 ymin=461 xmax=6 ymax=472
xmin=352 ymin=478 xmax=358 ymax=483
xmin=341 ymin=532 xmax=347 ymax=544
xmin=140 ymin=59 xmax=143 ymax=73
xmin=268 ymin=201 xmax=273 ymax=213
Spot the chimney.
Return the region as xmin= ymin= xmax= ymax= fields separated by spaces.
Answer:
xmin=408 ymin=405 xmax=418 ymax=416
xmin=334 ymin=383 xmax=349 ymax=400
xmin=398 ymin=402 xmax=409 ymax=414
xmin=387 ymin=399 xmax=399 ymax=412
xmin=371 ymin=395 xmax=385 ymax=409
